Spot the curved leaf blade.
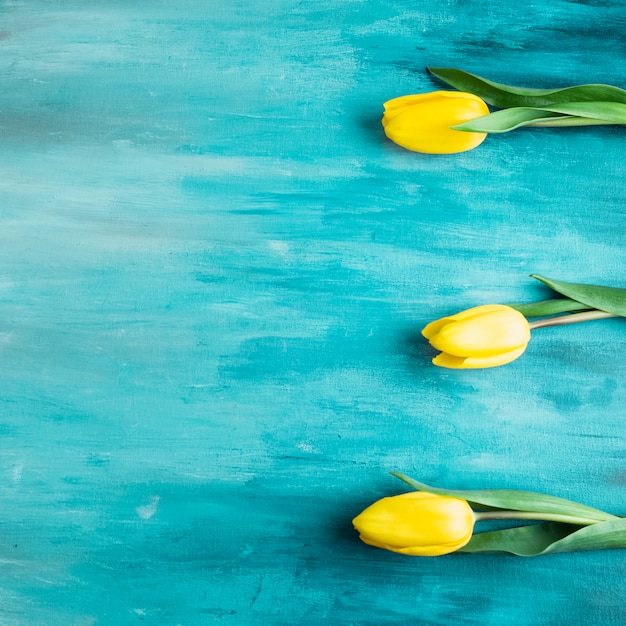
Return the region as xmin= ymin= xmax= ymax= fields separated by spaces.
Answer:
xmin=460 ymin=522 xmax=574 ymax=555
xmin=391 ymin=473 xmax=617 ymax=522
xmin=454 ymin=108 xmax=570 ymax=133
xmin=531 ymin=275 xmax=626 ymax=316
xmin=427 ymin=67 xmax=626 ymax=107
xmin=543 ymin=101 xmax=626 ymax=123
xmin=508 ymin=298 xmax=591 ymax=318
xmin=455 ymin=101 xmax=626 ymax=133
xmin=543 ymin=518 xmax=626 ymax=554
xmin=461 ymin=519 xmax=626 ymax=556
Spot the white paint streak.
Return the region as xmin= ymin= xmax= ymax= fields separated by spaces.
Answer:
xmin=296 ymin=441 xmax=320 ymax=454
xmin=10 ymin=464 xmax=23 ymax=483
xmin=268 ymin=240 xmax=290 ymax=257
xmin=136 ymin=495 xmax=160 ymax=520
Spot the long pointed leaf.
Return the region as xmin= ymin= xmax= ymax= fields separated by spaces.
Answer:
xmin=531 ymin=275 xmax=626 ymax=316
xmin=391 ymin=473 xmax=617 ymax=522
xmin=543 ymin=518 xmax=626 ymax=554
xmin=542 ymin=101 xmax=626 ymax=123
xmin=454 ymin=109 xmax=571 ymax=133
xmin=460 ymin=522 xmax=574 ymax=555
xmin=508 ymin=298 xmax=591 ymax=318
xmin=455 ymin=102 xmax=626 ymax=133
xmin=461 ymin=518 xmax=626 ymax=555
xmin=428 ymin=67 xmax=626 ymax=107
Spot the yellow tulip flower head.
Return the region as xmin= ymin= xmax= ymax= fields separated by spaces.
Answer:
xmin=382 ymin=91 xmax=490 ymax=154
xmin=422 ymin=304 xmax=531 ymax=369
xmin=353 ymin=491 xmax=475 ymax=556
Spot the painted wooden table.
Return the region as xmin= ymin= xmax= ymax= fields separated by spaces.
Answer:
xmin=1 ymin=1 xmax=625 ymax=624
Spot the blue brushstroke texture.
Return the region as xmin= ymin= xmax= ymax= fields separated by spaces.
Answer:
xmin=0 ymin=0 xmax=625 ymax=624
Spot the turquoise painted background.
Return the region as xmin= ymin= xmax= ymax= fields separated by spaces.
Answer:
xmin=1 ymin=1 xmax=625 ymax=624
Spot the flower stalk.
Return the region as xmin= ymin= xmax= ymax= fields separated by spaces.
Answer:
xmin=353 ymin=474 xmax=626 ymax=557
xmin=382 ymin=68 xmax=626 ymax=153
xmin=473 ymin=510 xmax=599 ymax=527
xmin=422 ymin=274 xmax=625 ymax=369
xmin=528 ymin=309 xmax=617 ymax=330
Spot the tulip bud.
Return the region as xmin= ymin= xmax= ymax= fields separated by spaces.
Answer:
xmin=422 ymin=304 xmax=531 ymax=369
xmin=382 ymin=91 xmax=490 ymax=154
xmin=352 ymin=491 xmax=475 ymax=556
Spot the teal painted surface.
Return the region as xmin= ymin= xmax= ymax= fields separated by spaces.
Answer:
xmin=1 ymin=1 xmax=625 ymax=623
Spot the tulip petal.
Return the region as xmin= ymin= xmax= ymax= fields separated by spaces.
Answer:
xmin=425 ymin=305 xmax=530 ymax=358
xmin=360 ymin=534 xmax=472 ymax=557
xmin=432 ymin=345 xmax=527 ymax=369
xmin=383 ymin=92 xmax=442 ymax=111
xmin=353 ymin=492 xmax=475 ymax=556
xmin=421 ymin=317 xmax=451 ymax=340
xmin=423 ymin=305 xmax=525 ymax=341
xmin=445 ymin=304 xmax=515 ymax=321
xmin=381 ymin=91 xmax=489 ymax=154
xmin=395 ymin=534 xmax=472 ymax=556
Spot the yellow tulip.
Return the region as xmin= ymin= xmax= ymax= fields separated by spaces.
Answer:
xmin=353 ymin=491 xmax=475 ymax=556
xmin=382 ymin=91 xmax=490 ymax=154
xmin=422 ymin=304 xmax=531 ymax=369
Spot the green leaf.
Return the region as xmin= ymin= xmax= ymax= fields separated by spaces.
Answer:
xmin=508 ymin=298 xmax=591 ymax=318
xmin=391 ymin=473 xmax=617 ymax=523
xmin=427 ymin=67 xmax=626 ymax=108
xmin=454 ymin=109 xmax=573 ymax=133
xmin=531 ymin=275 xmax=626 ymax=317
xmin=454 ymin=101 xmax=626 ymax=133
xmin=460 ymin=522 xmax=574 ymax=555
xmin=461 ymin=518 xmax=626 ymax=556
xmin=544 ymin=517 xmax=626 ymax=554
xmin=541 ymin=101 xmax=626 ymax=123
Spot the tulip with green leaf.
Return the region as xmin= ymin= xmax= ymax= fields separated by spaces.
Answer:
xmin=422 ymin=274 xmax=624 ymax=369
xmin=429 ymin=67 xmax=626 ymax=134
xmin=353 ymin=473 xmax=626 ymax=557
xmin=382 ymin=68 xmax=626 ymax=153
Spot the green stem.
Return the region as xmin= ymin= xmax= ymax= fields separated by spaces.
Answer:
xmin=528 ymin=117 xmax=614 ymax=127
xmin=474 ymin=510 xmax=597 ymax=526
xmin=528 ymin=309 xmax=617 ymax=330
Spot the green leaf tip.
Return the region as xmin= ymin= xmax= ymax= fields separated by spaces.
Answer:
xmin=391 ymin=472 xmax=616 ymax=522
xmin=531 ymin=275 xmax=626 ymax=317
xmin=427 ymin=67 xmax=626 ymax=108
xmin=393 ymin=472 xmax=626 ymax=555
xmin=453 ymin=100 xmax=626 ymax=133
xmin=462 ymin=518 xmax=626 ymax=556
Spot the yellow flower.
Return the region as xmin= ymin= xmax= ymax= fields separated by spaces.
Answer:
xmin=352 ymin=491 xmax=475 ymax=556
xmin=382 ymin=91 xmax=490 ymax=154
xmin=422 ymin=304 xmax=531 ymax=369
